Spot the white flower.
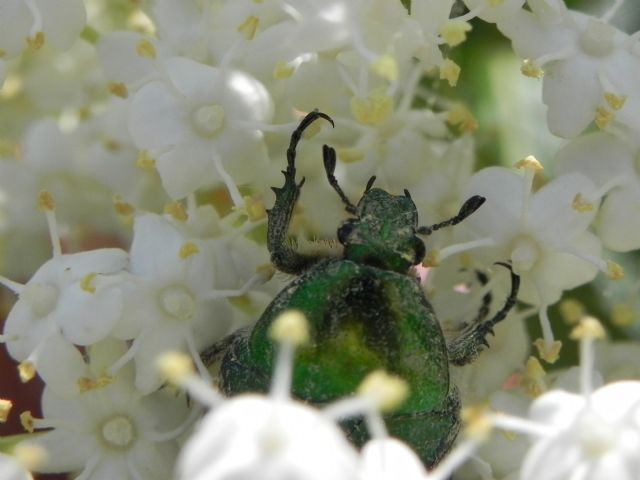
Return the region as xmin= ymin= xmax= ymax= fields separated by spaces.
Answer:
xmin=358 ymin=437 xmax=427 ymax=480
xmin=521 ymin=381 xmax=640 ymax=480
xmin=459 ymin=164 xmax=602 ymax=306
xmin=554 ymin=131 xmax=640 ymax=251
xmin=128 ymin=56 xmax=273 ymax=200
xmin=23 ymin=340 xmax=191 ymax=480
xmin=178 ymin=394 xmax=359 ymax=480
xmin=498 ymin=0 xmax=640 ymax=138
xmin=2 ymin=248 xmax=129 ymax=364
xmin=0 ymin=453 xmax=33 ymax=480
xmin=0 ymin=0 xmax=86 ymax=58
xmin=116 ymin=213 xmax=235 ymax=393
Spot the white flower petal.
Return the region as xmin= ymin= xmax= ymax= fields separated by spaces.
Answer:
xmin=0 ymin=0 xmax=32 ymax=57
xmin=542 ymin=57 xmax=601 ymax=138
xmin=34 ymin=0 xmax=86 ymax=50
xmin=24 ymin=429 xmax=95 ymax=473
xmin=598 ymin=186 xmax=640 ymax=252
xmin=97 ymin=32 xmax=158 ymax=87
xmin=129 ymin=81 xmax=190 ymax=150
xmin=155 ymin=139 xmax=216 ymax=200
xmin=36 ymin=333 xmax=87 ymax=396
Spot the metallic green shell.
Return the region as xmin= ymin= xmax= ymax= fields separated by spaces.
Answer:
xmin=220 ymin=258 xmax=461 ymax=467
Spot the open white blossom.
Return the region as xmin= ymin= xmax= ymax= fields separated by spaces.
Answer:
xmin=128 ymin=56 xmax=273 ymax=201
xmin=22 ymin=340 xmax=191 ymax=480
xmin=498 ymin=0 xmax=640 ymax=138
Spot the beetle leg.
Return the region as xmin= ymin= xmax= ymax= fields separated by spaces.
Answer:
xmin=446 ymin=263 xmax=520 ymax=366
xmin=267 ymin=110 xmax=334 ymax=274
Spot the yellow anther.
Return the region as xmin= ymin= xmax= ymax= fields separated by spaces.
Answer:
xmin=439 ymin=21 xmax=472 ymax=47
xmin=164 ymin=202 xmax=188 ymax=222
xmin=533 ymin=338 xmax=562 ymax=364
xmin=357 ymin=370 xmax=409 ymax=412
xmin=572 ymin=193 xmax=594 ymax=212
xmin=523 ymin=356 xmax=547 ymax=397
xmin=422 ymin=250 xmax=440 ymax=267
xmin=439 ymin=58 xmax=461 ymax=87
xmin=77 ymin=377 xmax=96 ymax=392
xmin=350 ymin=89 xmax=394 ymax=125
xmin=273 ymin=61 xmax=295 ymax=79
xmin=569 ymin=315 xmax=606 ymax=341
xmin=102 ymin=138 xmax=122 ymax=152
xmin=237 ymin=15 xmax=259 ymax=40
xmin=244 ymin=197 xmax=267 ymax=221
xmin=136 ymin=39 xmax=156 ymax=59
xmin=80 ymin=273 xmax=97 ymax=294
xmin=269 ymin=310 xmax=310 ymax=347
xmin=606 ymin=260 xmax=624 ymax=280
xmin=446 ymin=103 xmax=478 ymax=133
xmin=20 ymin=411 xmax=35 ymax=433
xmin=336 ymin=147 xmax=365 ymax=163
xmin=514 ymin=155 xmax=544 ymax=172
xmin=0 ymin=398 xmax=12 ymax=422
xmin=78 ymin=106 xmax=92 ymax=121
xmin=461 ymin=404 xmax=492 ymax=441
xmin=501 ymin=429 xmax=518 ymax=441
xmin=595 ymin=106 xmax=614 ymax=130
xmin=256 ymin=263 xmax=276 ymax=282
xmin=18 ymin=361 xmax=36 ymax=383
xmin=179 ymin=242 xmax=200 ymax=259
xmin=611 ymin=303 xmax=635 ymax=327
xmin=108 ymin=82 xmax=129 ymax=99
xmin=136 ymin=150 xmax=156 ymax=169
xmin=604 ymin=92 xmax=627 ymax=110
xmin=26 ymin=32 xmax=45 ymax=50
xmin=371 ymin=54 xmax=399 ymax=82
xmin=77 ymin=373 xmax=113 ymax=392
xmin=489 ymin=0 xmax=505 ymax=5
xmin=156 ymin=351 xmax=194 ymax=385
xmin=558 ymin=298 xmax=585 ymax=325
xmin=113 ymin=195 xmax=135 ymax=216
xmin=37 ymin=191 xmax=55 ymax=212
xmin=521 ymin=59 xmax=544 ymax=79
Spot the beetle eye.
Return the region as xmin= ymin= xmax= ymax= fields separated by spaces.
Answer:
xmin=337 ymin=221 xmax=354 ymax=244
xmin=414 ymin=239 xmax=426 ymax=264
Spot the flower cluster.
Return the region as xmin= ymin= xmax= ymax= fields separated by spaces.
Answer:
xmin=0 ymin=0 xmax=638 ymax=479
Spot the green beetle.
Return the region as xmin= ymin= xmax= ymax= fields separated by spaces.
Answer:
xmin=213 ymin=111 xmax=519 ymax=467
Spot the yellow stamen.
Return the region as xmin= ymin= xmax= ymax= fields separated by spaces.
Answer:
xmin=136 ymin=150 xmax=156 ymax=169
xmin=521 ymin=59 xmax=544 ymax=79
xmin=439 ymin=21 xmax=472 ymax=47
xmin=164 ymin=202 xmax=188 ymax=222
xmin=0 ymin=399 xmax=12 ymax=422
xmin=461 ymin=404 xmax=492 ymax=441
xmin=533 ymin=338 xmax=562 ymax=364
xmin=371 ymin=54 xmax=399 ymax=82
xmin=273 ymin=61 xmax=295 ymax=79
xmin=350 ymin=89 xmax=394 ymax=125
xmin=237 ymin=16 xmax=259 ymax=40
xmin=18 ymin=361 xmax=36 ymax=383
xmin=569 ymin=315 xmax=606 ymax=340
xmin=20 ymin=411 xmax=35 ymax=433
xmin=357 ymin=370 xmax=409 ymax=412
xmin=136 ymin=39 xmax=156 ymax=59
xmin=595 ymin=106 xmax=614 ymax=130
xmin=37 ymin=191 xmax=55 ymax=212
xmin=558 ymin=298 xmax=585 ymax=325
xmin=80 ymin=273 xmax=97 ymax=294
xmin=439 ymin=58 xmax=461 ymax=87
xmin=156 ymin=351 xmax=194 ymax=385
xmin=179 ymin=242 xmax=199 ymax=259
xmin=514 ymin=155 xmax=543 ymax=172
xmin=244 ymin=197 xmax=267 ymax=221
xmin=604 ymin=92 xmax=627 ymax=110
xmin=269 ymin=310 xmax=310 ymax=347
xmin=113 ymin=195 xmax=135 ymax=216
xmin=611 ymin=303 xmax=635 ymax=327
xmin=108 ymin=82 xmax=129 ymax=99
xmin=571 ymin=193 xmax=594 ymax=212
xmin=26 ymin=32 xmax=45 ymax=50
xmin=606 ymin=260 xmax=624 ymax=280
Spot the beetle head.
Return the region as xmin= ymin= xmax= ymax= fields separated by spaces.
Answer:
xmin=339 ymin=188 xmax=426 ymax=273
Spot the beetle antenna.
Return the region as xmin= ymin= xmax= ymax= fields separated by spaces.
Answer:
xmin=322 ymin=144 xmax=357 ymax=214
xmin=365 ymin=176 xmax=377 ymax=192
xmin=287 ymin=110 xmax=334 ymax=171
xmin=417 ymin=195 xmax=485 ymax=235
